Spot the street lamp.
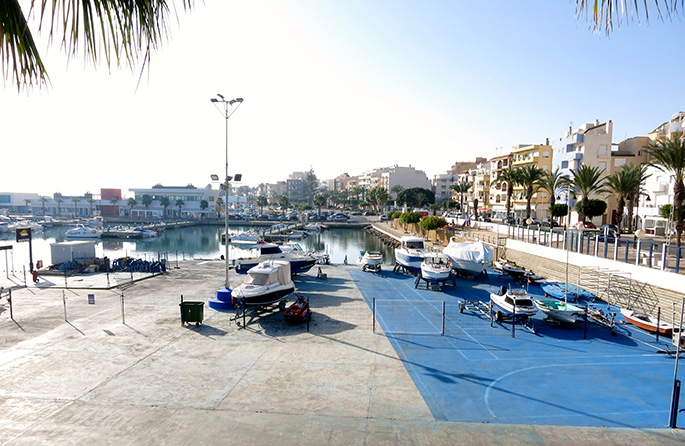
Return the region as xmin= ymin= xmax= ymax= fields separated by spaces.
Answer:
xmin=210 ymin=94 xmax=243 ymax=290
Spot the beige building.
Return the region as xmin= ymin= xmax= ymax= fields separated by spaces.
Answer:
xmin=511 ymin=142 xmax=553 ymax=219
xmin=488 ymin=153 xmax=513 ymax=219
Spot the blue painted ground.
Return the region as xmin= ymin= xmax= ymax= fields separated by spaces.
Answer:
xmin=349 ymin=267 xmax=684 ymax=428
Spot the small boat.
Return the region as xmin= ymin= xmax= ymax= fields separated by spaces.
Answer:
xmin=65 ymin=224 xmax=102 ymax=238
xmin=620 ymin=308 xmax=675 ymax=335
xmin=280 ymin=241 xmax=330 ymax=265
xmin=534 ymin=299 xmax=585 ymax=324
xmin=493 ymin=260 xmax=544 ymax=283
xmin=420 ymin=252 xmax=452 ymax=283
xmin=490 ymin=285 xmax=538 ymax=321
xmin=304 ymin=223 xmax=328 ymax=232
xmin=540 ymin=282 xmax=596 ymax=303
xmin=442 ymin=238 xmax=495 ymax=276
xmin=358 ymin=250 xmax=383 ymax=272
xmin=234 ymin=243 xmax=318 ymax=274
xmin=223 ymin=230 xmax=264 ymax=247
xmin=132 ymin=227 xmax=158 ymax=238
xmin=394 ymin=235 xmax=427 ymax=274
xmin=231 ymin=260 xmax=296 ymax=307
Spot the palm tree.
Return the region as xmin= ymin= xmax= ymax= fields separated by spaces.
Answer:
xmin=536 ymin=168 xmax=566 ymax=218
xmin=39 ymin=196 xmax=48 ymax=215
xmin=215 ymin=196 xmax=223 ymax=218
xmin=55 ymin=197 xmax=63 ymax=216
xmin=2 ymin=1 xmax=195 ymax=91
xmin=623 ymin=164 xmax=651 ymax=233
xmin=497 ymin=168 xmax=522 ymax=220
xmin=127 ymin=198 xmax=137 ymax=216
xmin=175 ymin=199 xmax=185 ymax=218
xmin=71 ymin=197 xmax=80 ymax=217
xmin=257 ymin=195 xmax=269 ymax=215
xmin=87 ymin=198 xmax=96 ymax=217
xmin=450 ymin=182 xmax=472 ymax=213
xmin=576 ymin=0 xmax=684 ymax=35
xmin=569 ymin=165 xmax=607 ymax=223
xmin=517 ymin=165 xmax=546 ymax=219
xmin=200 ymin=199 xmax=208 ymax=220
xmin=24 ymin=198 xmax=31 ymax=213
xmin=645 ymin=134 xmax=685 ymax=246
xmin=142 ymin=194 xmax=153 ymax=209
xmin=278 ymin=196 xmax=290 ymax=214
xmin=605 ymin=164 xmax=648 ymax=232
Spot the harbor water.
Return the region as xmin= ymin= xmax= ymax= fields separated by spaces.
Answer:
xmin=0 ymin=225 xmax=396 ymax=274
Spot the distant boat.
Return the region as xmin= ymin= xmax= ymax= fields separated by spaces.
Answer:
xmin=223 ymin=230 xmax=264 ymax=247
xmin=394 ymin=235 xmax=427 ymax=274
xmin=234 ymin=243 xmax=317 ymax=274
xmin=442 ymin=238 xmax=494 ymax=276
xmin=132 ymin=227 xmax=158 ymax=238
xmin=620 ymin=308 xmax=675 ymax=335
xmin=65 ymin=224 xmax=102 ymax=239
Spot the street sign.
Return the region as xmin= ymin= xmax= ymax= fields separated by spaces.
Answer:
xmin=15 ymin=228 xmax=31 ymax=243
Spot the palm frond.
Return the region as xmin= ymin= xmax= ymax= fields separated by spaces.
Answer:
xmin=576 ymin=0 xmax=683 ymax=35
xmin=1 ymin=0 xmax=194 ymax=91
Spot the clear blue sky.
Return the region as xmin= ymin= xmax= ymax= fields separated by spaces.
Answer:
xmin=2 ymin=0 xmax=683 ymax=197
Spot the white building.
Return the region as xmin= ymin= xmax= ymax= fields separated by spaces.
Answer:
xmin=378 ymin=165 xmax=432 ymax=196
xmin=128 ymin=184 xmax=222 ymax=219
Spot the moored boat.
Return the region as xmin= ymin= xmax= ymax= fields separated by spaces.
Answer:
xmin=234 ymin=243 xmax=317 ymax=274
xmin=442 ymin=238 xmax=495 ymax=276
xmin=65 ymin=224 xmax=102 ymax=239
xmin=394 ymin=235 xmax=427 ymax=274
xmin=231 ymin=260 xmax=296 ymax=307
xmin=540 ymin=282 xmax=597 ymax=303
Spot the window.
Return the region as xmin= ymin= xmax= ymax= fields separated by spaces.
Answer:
xmin=598 ymin=161 xmax=607 ymax=171
xmin=614 ymin=159 xmax=626 ymax=168
xmin=598 ymin=145 xmax=608 ymax=157
xmin=542 ymin=151 xmax=550 ymax=158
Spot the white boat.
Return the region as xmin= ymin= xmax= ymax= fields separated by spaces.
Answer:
xmin=304 ymin=223 xmax=328 ymax=232
xmin=65 ymin=224 xmax=102 ymax=238
xmin=490 ymin=285 xmax=538 ymax=321
xmin=8 ymin=220 xmax=43 ymax=232
xmin=234 ymin=243 xmax=318 ymax=274
xmin=231 ymin=260 xmax=296 ymax=307
xmin=223 ymin=230 xmax=264 ymax=247
xmin=133 ymin=227 xmax=158 ymax=238
xmin=442 ymin=238 xmax=495 ymax=276
xmin=280 ymin=241 xmax=330 ymax=265
xmin=534 ymin=299 xmax=585 ymax=324
xmin=358 ymin=250 xmax=383 ymax=272
xmin=620 ymin=308 xmax=675 ymax=335
xmin=394 ymin=235 xmax=427 ymax=274
xmin=420 ymin=252 xmax=452 ymax=283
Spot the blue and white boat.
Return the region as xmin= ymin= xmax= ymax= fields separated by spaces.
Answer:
xmin=420 ymin=252 xmax=452 ymax=283
xmin=394 ymin=235 xmax=427 ymax=274
xmin=490 ymin=285 xmax=538 ymax=321
xmin=234 ymin=243 xmax=317 ymax=275
xmin=540 ymin=282 xmax=596 ymax=303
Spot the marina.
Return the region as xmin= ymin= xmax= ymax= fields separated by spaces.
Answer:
xmin=0 ymin=221 xmax=684 ymax=444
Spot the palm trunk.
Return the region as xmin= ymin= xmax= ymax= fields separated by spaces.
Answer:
xmin=625 ymin=196 xmax=635 ymax=233
xmin=675 ymin=180 xmax=684 ymax=247
xmin=615 ymin=197 xmax=625 ymax=231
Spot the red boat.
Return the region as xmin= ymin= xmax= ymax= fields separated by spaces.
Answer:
xmin=620 ymin=308 xmax=674 ymax=335
xmin=284 ymin=295 xmax=312 ymax=323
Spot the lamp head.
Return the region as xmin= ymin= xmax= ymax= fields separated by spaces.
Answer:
xmin=210 ymin=98 xmax=218 ymax=103
xmin=210 ymin=174 xmax=219 ymax=181
xmin=234 ymin=174 xmax=242 ymax=182
xmin=236 ymin=98 xmax=244 ymax=102
xmin=217 ymin=93 xmax=224 ymax=99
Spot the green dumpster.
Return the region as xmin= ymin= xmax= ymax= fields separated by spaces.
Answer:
xmin=180 ymin=301 xmax=204 ymax=325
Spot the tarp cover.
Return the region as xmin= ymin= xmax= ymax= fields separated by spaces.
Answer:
xmin=443 ymin=241 xmax=495 ymax=264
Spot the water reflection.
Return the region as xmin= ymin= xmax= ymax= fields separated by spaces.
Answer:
xmin=0 ymin=224 xmax=396 ymax=270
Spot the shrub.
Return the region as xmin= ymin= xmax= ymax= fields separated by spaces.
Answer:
xmin=419 ymin=216 xmax=447 ymax=231
xmin=399 ymin=212 xmax=422 ymax=224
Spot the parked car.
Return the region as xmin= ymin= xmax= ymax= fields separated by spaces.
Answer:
xmin=477 ymin=215 xmax=491 ymax=222
xmin=527 ymin=218 xmax=541 ymax=226
xmin=379 ymin=214 xmax=388 ymax=221
xmin=598 ymin=224 xmax=618 ymax=241
xmin=502 ymin=216 xmax=516 ymax=225
xmin=541 ymin=218 xmax=558 ymax=227
xmin=574 ymin=221 xmax=597 ymax=230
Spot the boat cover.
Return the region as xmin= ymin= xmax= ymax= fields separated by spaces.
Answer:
xmin=443 ymin=241 xmax=495 ymax=265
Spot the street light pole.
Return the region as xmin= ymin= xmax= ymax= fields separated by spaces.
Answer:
xmin=211 ymin=95 xmax=243 ymax=290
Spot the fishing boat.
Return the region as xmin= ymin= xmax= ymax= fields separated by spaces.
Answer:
xmin=534 ymin=299 xmax=585 ymax=324
xmin=358 ymin=250 xmax=383 ymax=272
xmin=394 ymin=235 xmax=427 ymax=274
xmin=620 ymin=308 xmax=675 ymax=335
xmin=540 ymin=282 xmax=597 ymax=303
xmin=420 ymin=252 xmax=452 ymax=283
xmin=65 ymin=224 xmax=102 ymax=239
xmin=442 ymin=238 xmax=495 ymax=276
xmin=231 ymin=260 xmax=296 ymax=307
xmin=490 ymin=285 xmax=538 ymax=321
xmin=234 ymin=243 xmax=318 ymax=274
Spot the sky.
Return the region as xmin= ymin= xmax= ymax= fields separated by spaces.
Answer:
xmin=2 ymin=0 xmax=685 ymax=198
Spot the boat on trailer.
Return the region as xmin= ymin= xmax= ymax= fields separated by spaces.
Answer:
xmin=358 ymin=251 xmax=383 ymax=272
xmin=394 ymin=235 xmax=426 ymax=274
xmin=420 ymin=252 xmax=453 ymax=283
xmin=231 ymin=260 xmax=296 ymax=307
xmin=535 ymin=299 xmax=585 ymax=324
xmin=442 ymin=238 xmax=494 ymax=277
xmin=490 ymin=285 xmax=538 ymax=321
xmin=620 ymin=308 xmax=675 ymax=335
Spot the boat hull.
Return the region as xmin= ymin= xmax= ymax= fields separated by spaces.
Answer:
xmin=490 ymin=290 xmax=538 ymax=320
xmin=620 ymin=308 xmax=674 ymax=335
xmin=395 ymin=250 xmax=423 ymax=273
xmin=449 ymin=259 xmax=485 ymax=276
xmin=232 ymin=284 xmax=295 ymax=307
xmin=535 ymin=299 xmax=584 ymax=324
xmin=420 ymin=267 xmax=452 ymax=283
xmin=235 ymin=256 xmax=317 ymax=274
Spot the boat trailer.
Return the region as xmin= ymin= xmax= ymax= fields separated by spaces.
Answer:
xmin=393 ymin=262 xmax=416 ymax=276
xmin=457 ymin=296 xmax=535 ymax=335
xmin=414 ymin=272 xmax=457 ymax=290
xmin=585 ymin=304 xmax=617 ymax=335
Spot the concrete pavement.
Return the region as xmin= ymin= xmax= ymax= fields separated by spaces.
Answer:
xmin=0 ymin=260 xmax=683 ymax=445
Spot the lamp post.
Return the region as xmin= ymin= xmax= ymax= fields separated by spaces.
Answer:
xmin=210 ymin=94 xmax=243 ymax=290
